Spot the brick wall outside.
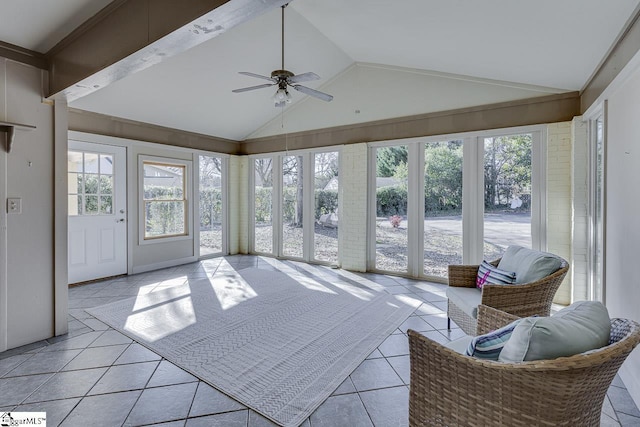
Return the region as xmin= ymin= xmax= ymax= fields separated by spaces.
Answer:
xmin=338 ymin=143 xmax=368 ymax=271
xmin=547 ymin=122 xmax=573 ymax=304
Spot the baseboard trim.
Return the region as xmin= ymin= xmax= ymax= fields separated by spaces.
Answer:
xmin=131 ymin=256 xmax=198 ymax=275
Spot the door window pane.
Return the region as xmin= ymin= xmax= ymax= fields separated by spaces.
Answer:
xmin=283 ymin=155 xmax=303 ymax=258
xmin=199 ymin=155 xmax=223 ymax=256
xmin=424 ymin=141 xmax=463 ymax=277
xmin=254 ymin=158 xmax=273 ymax=254
xmin=68 ymin=151 xmax=116 ymax=216
xmin=483 ymin=134 xmax=532 ymax=260
xmin=375 ymin=145 xmax=408 ymax=272
xmin=84 ymin=153 xmax=99 ymax=173
xmin=314 ymin=152 xmax=339 ymax=263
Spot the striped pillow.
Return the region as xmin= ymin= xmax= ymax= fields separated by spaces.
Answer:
xmin=465 ymin=318 xmax=522 ymax=360
xmin=476 ymin=260 xmax=516 ymax=289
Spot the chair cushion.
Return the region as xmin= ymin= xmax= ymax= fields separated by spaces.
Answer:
xmin=444 ymin=336 xmax=474 ymax=354
xmin=499 ymin=301 xmax=611 ymax=362
xmin=476 ymin=260 xmax=516 ymax=289
xmin=465 ymin=318 xmax=522 ymax=360
xmin=446 ymin=287 xmax=482 ymax=319
xmin=497 ymin=245 xmax=562 ymax=284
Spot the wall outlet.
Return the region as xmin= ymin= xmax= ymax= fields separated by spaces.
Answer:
xmin=7 ymin=198 xmax=22 ymax=214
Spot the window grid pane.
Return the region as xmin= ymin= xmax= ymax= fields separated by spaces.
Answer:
xmin=143 ymin=161 xmax=188 ymax=239
xmin=68 ymin=151 xmax=116 ymax=217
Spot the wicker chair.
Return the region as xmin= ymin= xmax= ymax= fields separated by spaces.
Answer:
xmin=447 ymin=257 xmax=569 ymax=335
xmin=408 ymin=305 xmax=640 ymax=427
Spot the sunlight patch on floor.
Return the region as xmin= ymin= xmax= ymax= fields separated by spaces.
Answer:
xmin=125 ymin=295 xmax=196 ymax=342
xmin=208 ymin=274 xmax=258 ymax=310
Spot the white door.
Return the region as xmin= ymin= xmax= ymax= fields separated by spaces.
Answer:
xmin=68 ymin=141 xmax=127 ymax=284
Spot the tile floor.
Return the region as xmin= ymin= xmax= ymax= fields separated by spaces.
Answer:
xmin=0 ymin=255 xmax=638 ymax=426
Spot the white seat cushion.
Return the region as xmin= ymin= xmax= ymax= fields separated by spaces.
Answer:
xmin=446 ymin=287 xmax=482 ymax=319
xmin=445 ymin=336 xmax=473 ymax=354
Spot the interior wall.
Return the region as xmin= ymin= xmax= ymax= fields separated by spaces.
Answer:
xmin=1 ymin=59 xmax=55 ymax=350
xmin=604 ymin=65 xmax=640 ymax=407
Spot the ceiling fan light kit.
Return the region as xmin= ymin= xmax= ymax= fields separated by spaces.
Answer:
xmin=232 ymin=4 xmax=333 ymax=107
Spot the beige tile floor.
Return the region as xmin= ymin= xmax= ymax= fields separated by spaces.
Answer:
xmin=0 ymin=255 xmax=638 ymax=426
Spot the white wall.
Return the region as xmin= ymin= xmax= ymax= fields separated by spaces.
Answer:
xmin=605 ymin=68 xmax=640 ymax=407
xmin=1 ymin=59 xmax=55 ymax=350
xmin=571 ymin=117 xmax=589 ymax=302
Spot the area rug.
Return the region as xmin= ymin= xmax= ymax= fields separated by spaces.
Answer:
xmin=87 ymin=267 xmax=418 ymax=427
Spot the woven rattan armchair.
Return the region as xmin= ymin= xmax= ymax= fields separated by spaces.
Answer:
xmin=408 ymin=305 xmax=640 ymax=427
xmin=447 ymin=257 xmax=569 ymax=335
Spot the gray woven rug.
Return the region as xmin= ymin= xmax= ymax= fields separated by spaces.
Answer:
xmin=87 ymin=267 xmax=418 ymax=427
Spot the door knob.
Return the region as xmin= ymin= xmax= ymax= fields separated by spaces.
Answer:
xmin=116 ymin=218 xmax=125 ymax=222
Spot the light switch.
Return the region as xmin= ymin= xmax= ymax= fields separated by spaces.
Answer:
xmin=7 ymin=198 xmax=21 ymax=214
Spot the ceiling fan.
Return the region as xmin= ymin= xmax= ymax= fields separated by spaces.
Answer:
xmin=232 ymin=4 xmax=333 ymax=107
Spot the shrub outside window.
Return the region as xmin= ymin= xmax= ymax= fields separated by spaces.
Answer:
xmin=143 ymin=161 xmax=188 ymax=239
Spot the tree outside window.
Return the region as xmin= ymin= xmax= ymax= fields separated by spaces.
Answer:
xmin=143 ymin=161 xmax=187 ymax=239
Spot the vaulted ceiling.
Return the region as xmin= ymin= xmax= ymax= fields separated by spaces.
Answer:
xmin=2 ymin=0 xmax=639 ymax=140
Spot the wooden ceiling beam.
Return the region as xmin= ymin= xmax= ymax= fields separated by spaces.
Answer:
xmin=46 ymin=0 xmax=288 ymax=102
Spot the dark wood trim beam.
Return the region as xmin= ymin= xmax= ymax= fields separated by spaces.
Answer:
xmin=0 ymin=41 xmax=47 ymax=70
xmin=241 ymin=92 xmax=580 ymax=154
xmin=581 ymin=4 xmax=640 ymax=113
xmin=69 ymin=108 xmax=239 ymax=154
xmin=46 ymin=0 xmax=288 ymax=102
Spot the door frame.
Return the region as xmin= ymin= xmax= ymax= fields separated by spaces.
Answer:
xmin=68 ymin=140 xmax=128 ymax=283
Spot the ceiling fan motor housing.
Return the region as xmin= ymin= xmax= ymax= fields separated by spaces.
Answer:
xmin=271 ymin=70 xmax=295 ymax=80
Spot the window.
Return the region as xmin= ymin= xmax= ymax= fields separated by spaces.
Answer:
xmin=424 ymin=140 xmax=463 ymax=277
xmin=199 ymin=155 xmax=224 ymax=256
xmin=68 ymin=151 xmax=114 ymax=216
xmin=282 ymin=155 xmax=304 ymax=258
xmin=250 ymin=150 xmax=340 ymax=263
xmin=483 ymin=134 xmax=533 ymax=259
xmin=314 ymin=151 xmax=339 ymax=263
xmin=253 ymin=157 xmax=274 ymax=254
xmin=142 ymin=159 xmax=188 ymax=240
xmin=368 ymin=127 xmax=544 ymax=280
xmin=373 ymin=145 xmax=409 ymax=273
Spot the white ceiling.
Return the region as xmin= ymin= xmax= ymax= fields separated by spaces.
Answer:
xmin=2 ymin=0 xmax=639 ymax=140
xmin=0 ymin=0 xmax=112 ymax=53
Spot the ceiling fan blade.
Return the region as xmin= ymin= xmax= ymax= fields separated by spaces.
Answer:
xmin=238 ymin=71 xmax=275 ymax=82
xmin=292 ymin=85 xmax=333 ymax=102
xmin=232 ymin=83 xmax=275 ymax=93
xmin=287 ymin=72 xmax=320 ymax=84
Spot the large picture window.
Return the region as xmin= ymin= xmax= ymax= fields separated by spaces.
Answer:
xmin=142 ymin=159 xmax=188 ymax=240
xmin=369 ymin=127 xmax=544 ymax=280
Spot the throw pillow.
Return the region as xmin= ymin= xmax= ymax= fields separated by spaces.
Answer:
xmin=497 ymin=245 xmax=562 ymax=284
xmin=465 ymin=318 xmax=522 ymax=360
xmin=498 ymin=301 xmax=611 ymax=362
xmin=476 ymin=260 xmax=517 ymax=289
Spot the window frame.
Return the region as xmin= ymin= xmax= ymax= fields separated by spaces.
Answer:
xmin=138 ymin=155 xmax=192 ymax=244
